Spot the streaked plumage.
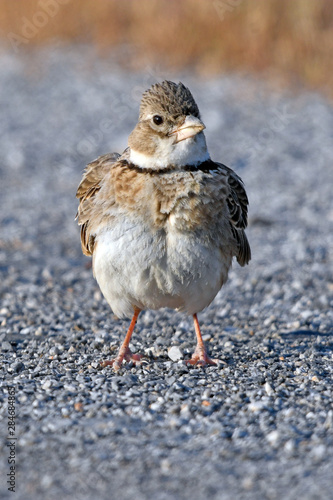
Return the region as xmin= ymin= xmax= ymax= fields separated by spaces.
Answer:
xmin=76 ymin=80 xmax=250 ymax=370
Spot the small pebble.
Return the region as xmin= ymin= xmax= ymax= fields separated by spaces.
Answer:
xmin=168 ymin=346 xmax=183 ymax=362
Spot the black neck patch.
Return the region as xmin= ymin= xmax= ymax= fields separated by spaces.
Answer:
xmin=120 ymin=158 xmax=219 ymax=175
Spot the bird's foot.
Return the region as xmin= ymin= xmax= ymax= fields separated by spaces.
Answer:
xmin=101 ymin=347 xmax=143 ymax=371
xmin=185 ymin=346 xmax=218 ymax=367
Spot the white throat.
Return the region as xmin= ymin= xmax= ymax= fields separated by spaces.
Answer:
xmin=129 ymin=132 xmax=210 ymax=170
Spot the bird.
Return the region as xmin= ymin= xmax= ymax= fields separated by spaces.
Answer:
xmin=76 ymin=80 xmax=251 ymax=371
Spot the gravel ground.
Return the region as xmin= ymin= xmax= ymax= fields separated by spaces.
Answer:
xmin=0 ymin=46 xmax=333 ymax=500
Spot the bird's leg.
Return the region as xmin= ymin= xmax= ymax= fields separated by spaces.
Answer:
xmin=101 ymin=307 xmax=143 ymax=371
xmin=186 ymin=314 xmax=218 ymax=366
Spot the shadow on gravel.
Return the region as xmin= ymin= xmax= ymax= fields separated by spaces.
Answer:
xmin=280 ymin=329 xmax=333 ymax=337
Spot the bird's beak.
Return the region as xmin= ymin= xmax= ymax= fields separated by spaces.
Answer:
xmin=170 ymin=115 xmax=205 ymax=143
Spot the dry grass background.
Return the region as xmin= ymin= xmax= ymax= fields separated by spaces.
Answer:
xmin=0 ymin=0 xmax=332 ymax=96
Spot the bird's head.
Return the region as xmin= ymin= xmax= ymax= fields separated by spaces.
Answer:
xmin=128 ymin=81 xmax=209 ymax=170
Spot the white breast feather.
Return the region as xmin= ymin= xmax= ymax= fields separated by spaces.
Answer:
xmin=129 ymin=133 xmax=210 ymax=170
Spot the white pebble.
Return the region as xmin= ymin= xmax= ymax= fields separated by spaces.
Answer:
xmin=266 ymin=430 xmax=280 ymax=445
xmin=265 ymin=381 xmax=274 ymax=396
xmin=168 ymin=346 xmax=183 ymax=362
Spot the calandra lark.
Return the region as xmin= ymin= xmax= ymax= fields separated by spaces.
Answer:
xmin=76 ymin=81 xmax=250 ymax=370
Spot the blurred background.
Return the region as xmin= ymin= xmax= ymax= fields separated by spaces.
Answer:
xmin=0 ymin=0 xmax=332 ymax=96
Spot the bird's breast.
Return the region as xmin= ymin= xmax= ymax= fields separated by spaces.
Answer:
xmin=93 ymin=207 xmax=231 ymax=318
xmin=92 ymin=167 xmax=233 ymax=317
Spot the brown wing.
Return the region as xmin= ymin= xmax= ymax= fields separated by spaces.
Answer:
xmin=217 ymin=163 xmax=251 ymax=266
xmin=76 ymin=153 xmax=120 ymax=256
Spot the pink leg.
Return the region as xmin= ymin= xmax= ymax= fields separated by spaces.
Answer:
xmin=101 ymin=307 xmax=143 ymax=371
xmin=186 ymin=314 xmax=218 ymax=366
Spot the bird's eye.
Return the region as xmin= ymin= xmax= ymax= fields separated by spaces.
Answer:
xmin=153 ymin=115 xmax=163 ymax=125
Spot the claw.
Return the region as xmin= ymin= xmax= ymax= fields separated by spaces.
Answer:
xmin=185 ymin=345 xmax=218 ymax=367
xmin=101 ymin=347 xmax=143 ymax=371
xmin=185 ymin=313 xmax=219 ymax=367
xmin=100 ymin=307 xmax=142 ymax=371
